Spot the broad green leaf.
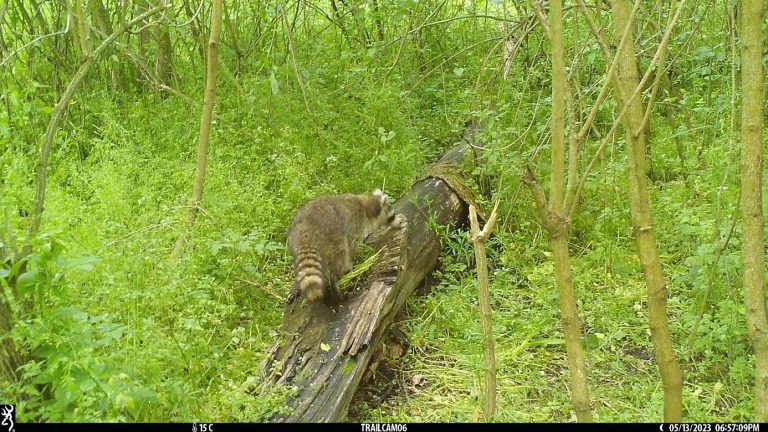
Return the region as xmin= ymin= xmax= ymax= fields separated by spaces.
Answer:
xmin=16 ymin=269 xmax=39 ymax=294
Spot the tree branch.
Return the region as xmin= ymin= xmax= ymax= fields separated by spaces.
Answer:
xmin=634 ymin=0 xmax=685 ymax=137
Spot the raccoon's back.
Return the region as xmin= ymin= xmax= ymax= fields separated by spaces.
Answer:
xmin=287 ymin=196 xmax=353 ymax=248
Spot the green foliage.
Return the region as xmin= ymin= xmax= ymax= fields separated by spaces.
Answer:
xmin=0 ymin=0 xmax=762 ymax=423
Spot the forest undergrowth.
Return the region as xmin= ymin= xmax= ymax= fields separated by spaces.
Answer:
xmin=0 ymin=0 xmax=765 ymax=422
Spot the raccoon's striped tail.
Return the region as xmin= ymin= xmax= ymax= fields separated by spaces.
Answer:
xmin=293 ymin=249 xmax=326 ymax=302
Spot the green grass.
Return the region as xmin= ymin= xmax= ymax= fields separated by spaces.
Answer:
xmin=2 ymin=98 xmax=756 ymax=420
xmin=0 ymin=6 xmax=761 ymax=422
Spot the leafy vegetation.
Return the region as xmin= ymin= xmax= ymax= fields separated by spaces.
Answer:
xmin=0 ymin=0 xmax=766 ymax=423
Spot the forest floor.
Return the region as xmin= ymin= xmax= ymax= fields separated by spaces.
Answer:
xmin=1 ymin=59 xmax=759 ymax=422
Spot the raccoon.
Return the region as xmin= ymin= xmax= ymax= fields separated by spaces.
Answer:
xmin=287 ymin=189 xmax=398 ymax=304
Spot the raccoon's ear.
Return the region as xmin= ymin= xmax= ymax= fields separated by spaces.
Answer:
xmin=367 ymin=190 xmax=384 ymax=218
xmin=367 ymin=199 xmax=383 ymax=217
xmin=373 ymin=189 xmax=388 ymax=205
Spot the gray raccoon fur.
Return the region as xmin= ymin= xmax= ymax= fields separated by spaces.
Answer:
xmin=287 ymin=189 xmax=397 ymax=304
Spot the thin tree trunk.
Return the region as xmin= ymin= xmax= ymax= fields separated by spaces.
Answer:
xmin=149 ymin=0 xmax=173 ymax=85
xmin=552 ymin=232 xmax=592 ymax=420
xmin=610 ymin=0 xmax=683 ymax=421
xmin=468 ymin=203 xmax=499 ymax=421
xmin=28 ymin=0 xmax=49 ymax=35
xmin=523 ymin=0 xmax=593 ymax=421
xmin=89 ymin=0 xmax=112 ymax=34
xmin=153 ymin=25 xmax=173 ymax=85
xmin=14 ymin=0 xmax=35 ymax=40
xmin=88 ymin=0 xmax=115 ymax=88
xmin=72 ymin=0 xmax=91 ymax=61
xmin=740 ymin=0 xmax=767 ymax=421
xmin=64 ymin=0 xmax=81 ymax=60
xmin=550 ymin=2 xmax=592 ymax=421
xmin=174 ymin=0 xmax=223 ymax=256
xmin=549 ymin=0 xmax=565 ymax=208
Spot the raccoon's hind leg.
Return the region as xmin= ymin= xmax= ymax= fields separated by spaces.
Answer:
xmin=323 ymin=278 xmax=344 ymax=305
xmin=324 ymin=254 xmax=350 ymax=305
xmin=341 ymin=247 xmax=354 ymax=275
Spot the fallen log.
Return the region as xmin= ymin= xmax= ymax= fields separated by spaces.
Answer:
xmin=262 ymin=123 xmax=483 ymax=422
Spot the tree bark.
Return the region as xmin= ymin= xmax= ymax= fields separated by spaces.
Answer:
xmin=149 ymin=0 xmax=174 ymax=85
xmin=552 ymin=0 xmax=593 ymax=417
xmin=154 ymin=25 xmax=174 ymax=85
xmin=552 ymin=230 xmax=592 ymax=420
xmin=524 ymin=0 xmax=593 ymax=421
xmin=262 ymin=127 xmax=482 ymax=422
xmin=740 ymin=0 xmax=767 ymax=421
xmin=71 ymin=0 xmax=91 ymax=62
xmin=468 ymin=203 xmax=499 ymax=421
xmin=610 ymin=0 xmax=683 ymax=421
xmin=88 ymin=0 xmax=113 ymax=35
xmin=549 ymin=0 xmax=565 ymax=209
xmin=174 ymin=0 xmax=224 ymax=256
